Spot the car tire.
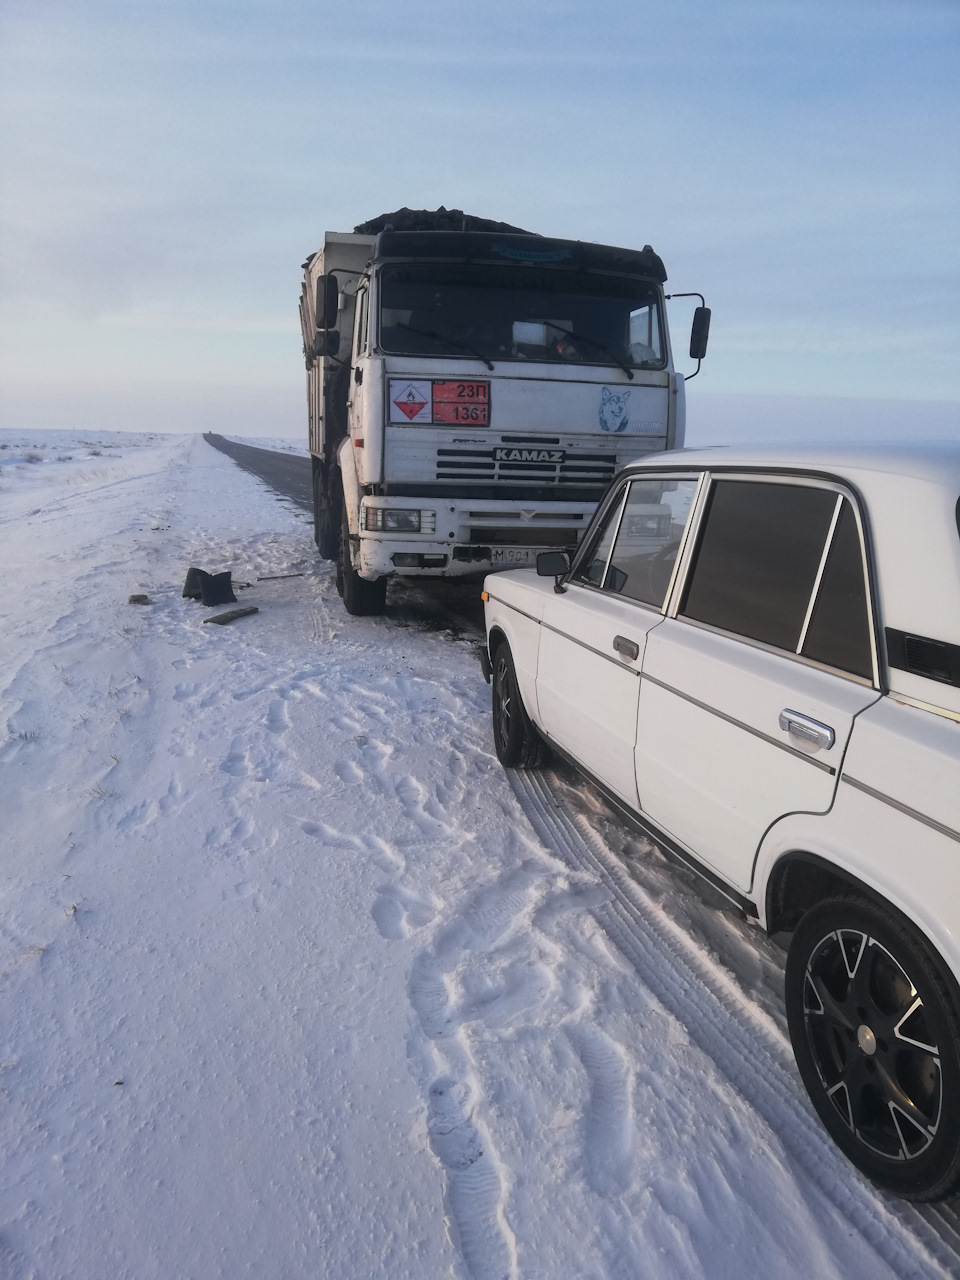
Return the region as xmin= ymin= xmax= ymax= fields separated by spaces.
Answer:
xmin=338 ymin=509 xmax=387 ymax=617
xmin=491 ymin=643 xmax=549 ymax=769
xmin=785 ymin=894 xmax=960 ymax=1200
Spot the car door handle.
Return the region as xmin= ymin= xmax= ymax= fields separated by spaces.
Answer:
xmin=778 ymin=709 xmax=835 ymax=750
xmin=613 ymin=635 xmax=640 ymax=662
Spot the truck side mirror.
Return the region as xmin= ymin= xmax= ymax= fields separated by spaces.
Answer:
xmin=312 ymin=329 xmax=340 ymax=359
xmin=689 ymin=306 xmax=711 ymax=361
xmin=315 ymin=274 xmax=340 ymax=330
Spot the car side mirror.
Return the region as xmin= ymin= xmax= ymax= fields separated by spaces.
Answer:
xmin=537 ymin=549 xmax=570 ymax=593
xmin=315 ymin=273 xmax=339 ymax=330
xmin=689 ymin=306 xmax=711 ymax=361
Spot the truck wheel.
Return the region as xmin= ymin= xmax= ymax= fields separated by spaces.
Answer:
xmin=339 ymin=510 xmax=387 ymax=617
xmin=313 ymin=461 xmax=341 ymax=561
xmin=785 ymin=894 xmax=960 ymax=1201
xmin=491 ymin=643 xmax=549 ymax=768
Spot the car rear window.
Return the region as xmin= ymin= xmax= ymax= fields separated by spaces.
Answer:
xmin=680 ymin=479 xmax=874 ymax=679
xmin=681 ymin=481 xmax=836 ymax=649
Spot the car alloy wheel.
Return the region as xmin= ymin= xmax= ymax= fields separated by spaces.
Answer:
xmin=785 ymin=896 xmax=960 ymax=1200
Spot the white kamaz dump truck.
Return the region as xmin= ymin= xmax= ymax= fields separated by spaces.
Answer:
xmin=299 ymin=208 xmax=709 ymax=615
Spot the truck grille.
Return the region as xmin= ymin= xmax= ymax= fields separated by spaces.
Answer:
xmin=435 ymin=447 xmax=617 ymax=485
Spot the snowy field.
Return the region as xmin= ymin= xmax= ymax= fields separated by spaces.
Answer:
xmin=2 ymin=429 xmax=958 ymax=1279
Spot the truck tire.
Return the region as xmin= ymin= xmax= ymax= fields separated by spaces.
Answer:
xmin=338 ymin=510 xmax=387 ymax=616
xmin=312 ymin=460 xmax=341 ymax=561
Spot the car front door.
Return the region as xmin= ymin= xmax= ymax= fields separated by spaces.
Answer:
xmin=536 ymin=475 xmax=699 ymax=807
xmin=635 ymin=476 xmax=882 ymax=893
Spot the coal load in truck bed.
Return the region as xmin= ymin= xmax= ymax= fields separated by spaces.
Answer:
xmin=353 ymin=207 xmax=537 ymax=236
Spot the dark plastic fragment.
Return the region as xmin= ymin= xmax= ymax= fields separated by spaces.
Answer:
xmin=197 ymin=570 xmax=237 ymax=607
xmin=182 ymin=567 xmax=205 ymax=599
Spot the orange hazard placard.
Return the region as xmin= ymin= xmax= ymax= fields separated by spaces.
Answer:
xmin=431 ymin=381 xmax=490 ymax=425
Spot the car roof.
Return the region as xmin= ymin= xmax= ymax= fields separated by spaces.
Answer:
xmin=624 ymin=441 xmax=960 ymax=490
xmin=624 ymin=440 xmax=960 ymax=709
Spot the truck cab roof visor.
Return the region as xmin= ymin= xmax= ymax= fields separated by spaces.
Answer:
xmin=373 ymin=232 xmax=667 ymax=284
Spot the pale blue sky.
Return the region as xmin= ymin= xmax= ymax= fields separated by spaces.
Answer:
xmin=1 ymin=0 xmax=957 ymax=438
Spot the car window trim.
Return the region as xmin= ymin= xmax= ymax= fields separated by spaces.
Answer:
xmin=598 ymin=485 xmax=632 ymax=591
xmin=795 ymin=492 xmax=844 ymax=656
xmin=662 ymin=469 xmax=710 ymax=616
xmin=569 ymin=483 xmax=628 ymax=584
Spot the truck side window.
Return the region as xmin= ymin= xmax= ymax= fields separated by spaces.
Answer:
xmin=628 ymin=303 xmax=662 ymax=364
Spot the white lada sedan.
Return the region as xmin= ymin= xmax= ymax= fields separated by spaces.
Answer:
xmin=481 ymin=442 xmax=960 ymax=1200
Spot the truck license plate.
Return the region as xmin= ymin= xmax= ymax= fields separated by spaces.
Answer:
xmin=432 ymin=381 xmax=490 ymax=425
xmin=492 ymin=547 xmax=536 ymax=567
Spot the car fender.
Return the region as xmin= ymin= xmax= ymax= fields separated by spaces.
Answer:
xmin=753 ymin=797 xmax=960 ymax=990
xmin=484 ymin=572 xmax=549 ymax=732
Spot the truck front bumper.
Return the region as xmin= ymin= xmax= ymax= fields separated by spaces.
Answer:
xmin=355 ymin=495 xmax=594 ymax=580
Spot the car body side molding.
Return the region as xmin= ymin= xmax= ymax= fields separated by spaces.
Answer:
xmin=641 ymin=672 xmax=837 ymax=775
xmin=841 ymin=774 xmax=960 ymax=845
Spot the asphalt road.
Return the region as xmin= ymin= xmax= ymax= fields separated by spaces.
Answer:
xmin=203 ymin=433 xmax=313 ymax=512
xmin=202 ymin=432 xmax=486 ymax=636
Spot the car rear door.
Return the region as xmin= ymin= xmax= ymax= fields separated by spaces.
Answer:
xmin=635 ymin=475 xmax=882 ymax=893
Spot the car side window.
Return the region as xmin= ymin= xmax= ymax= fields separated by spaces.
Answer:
xmin=575 ymin=487 xmax=627 ymax=586
xmin=679 ymin=479 xmax=874 ymax=679
xmin=603 ymin=478 xmax=699 ymax=606
xmin=800 ymin=498 xmax=873 ymax=679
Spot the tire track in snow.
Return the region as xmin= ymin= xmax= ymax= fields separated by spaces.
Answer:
xmin=509 ymin=765 xmax=958 ymax=1279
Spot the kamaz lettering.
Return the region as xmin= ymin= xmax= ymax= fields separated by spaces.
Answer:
xmin=494 ymin=448 xmax=566 ymax=464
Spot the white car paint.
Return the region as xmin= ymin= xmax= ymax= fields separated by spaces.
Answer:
xmin=485 ymin=439 xmax=960 ymax=961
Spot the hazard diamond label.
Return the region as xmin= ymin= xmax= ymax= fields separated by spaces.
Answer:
xmin=389 ymin=380 xmax=432 ymax=424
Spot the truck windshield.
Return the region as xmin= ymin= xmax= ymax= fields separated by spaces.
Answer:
xmin=378 ymin=263 xmax=665 ymax=370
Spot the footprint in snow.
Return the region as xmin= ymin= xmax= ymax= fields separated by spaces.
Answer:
xmin=570 ymin=1025 xmax=635 ymax=1198
xmin=426 ymin=1077 xmax=516 ymax=1280
xmin=372 ymin=883 xmax=435 ymax=940
xmin=335 ymin=759 xmax=363 ymax=785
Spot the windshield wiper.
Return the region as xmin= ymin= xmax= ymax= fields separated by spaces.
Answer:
xmin=546 ymin=324 xmax=634 ymax=381
xmin=393 ymin=322 xmax=495 ymax=371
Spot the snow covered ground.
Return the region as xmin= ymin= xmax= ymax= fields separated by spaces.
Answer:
xmin=2 ymin=429 xmax=958 ymax=1279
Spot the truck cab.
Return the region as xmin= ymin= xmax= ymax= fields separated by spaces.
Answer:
xmin=300 ymin=219 xmax=708 ymax=616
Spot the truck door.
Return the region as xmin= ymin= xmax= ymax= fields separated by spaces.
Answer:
xmin=347 ymin=283 xmax=385 ymax=487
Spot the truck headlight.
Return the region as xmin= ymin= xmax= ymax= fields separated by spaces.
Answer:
xmin=363 ymin=507 xmax=436 ymax=534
